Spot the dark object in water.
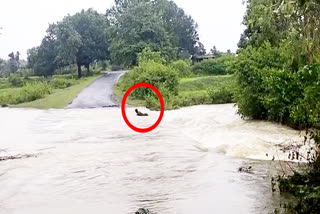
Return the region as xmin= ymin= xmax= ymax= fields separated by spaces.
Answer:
xmin=0 ymin=154 xmax=37 ymax=162
xmin=1 ymin=104 xmax=8 ymax=108
xmin=135 ymin=109 xmax=148 ymax=116
xmin=238 ymin=166 xmax=253 ymax=173
xmin=135 ymin=208 xmax=150 ymax=214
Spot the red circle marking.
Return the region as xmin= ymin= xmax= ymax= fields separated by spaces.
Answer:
xmin=121 ymin=83 xmax=164 ymax=133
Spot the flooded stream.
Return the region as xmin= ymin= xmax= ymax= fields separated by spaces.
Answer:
xmin=0 ymin=104 xmax=305 ymax=213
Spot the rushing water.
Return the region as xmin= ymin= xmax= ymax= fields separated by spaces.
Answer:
xmin=0 ymin=104 xmax=305 ymax=214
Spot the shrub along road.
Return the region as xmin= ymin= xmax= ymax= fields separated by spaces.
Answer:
xmin=68 ymin=71 xmax=125 ymax=108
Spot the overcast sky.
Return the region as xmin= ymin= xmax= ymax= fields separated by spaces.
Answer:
xmin=0 ymin=0 xmax=246 ymax=59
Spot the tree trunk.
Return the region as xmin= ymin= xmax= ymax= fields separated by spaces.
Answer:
xmin=77 ymin=63 xmax=82 ymax=79
xmin=85 ymin=63 xmax=90 ymax=76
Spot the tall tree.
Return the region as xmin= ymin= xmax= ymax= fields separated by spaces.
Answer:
xmin=8 ymin=52 xmax=20 ymax=73
xmin=107 ymin=0 xmax=176 ymax=65
xmin=156 ymin=0 xmax=200 ymax=55
xmin=107 ymin=0 xmax=201 ymax=65
xmin=27 ymin=24 xmax=59 ymax=76
xmin=57 ymin=9 xmax=110 ymax=78
xmin=0 ymin=58 xmax=8 ymax=77
xmin=28 ymin=9 xmax=110 ymax=78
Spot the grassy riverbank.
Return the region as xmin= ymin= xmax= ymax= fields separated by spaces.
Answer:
xmin=114 ymin=74 xmax=236 ymax=109
xmin=178 ymin=75 xmax=235 ymax=106
xmin=0 ymin=75 xmax=101 ymax=109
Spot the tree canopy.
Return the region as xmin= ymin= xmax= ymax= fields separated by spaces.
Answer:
xmin=28 ymin=9 xmax=110 ymax=78
xmin=8 ymin=52 xmax=20 ymax=73
xmin=238 ymin=0 xmax=320 ymax=65
xmin=27 ymin=24 xmax=58 ymax=76
xmin=107 ymin=0 xmax=201 ymax=66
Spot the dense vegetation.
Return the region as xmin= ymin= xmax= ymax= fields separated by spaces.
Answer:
xmin=192 ymin=54 xmax=236 ymax=75
xmin=0 ymin=0 xmax=237 ymax=109
xmin=236 ymin=0 xmax=319 ymax=212
xmin=1 ymin=0 xmax=237 ymax=109
xmin=115 ymin=48 xmax=236 ymax=110
xmin=236 ymin=0 xmax=319 ymax=151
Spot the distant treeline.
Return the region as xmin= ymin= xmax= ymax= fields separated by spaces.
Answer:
xmin=1 ymin=0 xmax=209 ymax=78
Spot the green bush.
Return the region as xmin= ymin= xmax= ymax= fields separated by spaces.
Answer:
xmin=177 ymin=93 xmax=209 ymax=107
xmin=262 ymin=69 xmax=303 ymax=124
xmin=0 ymin=78 xmax=10 ymax=89
xmin=0 ymin=82 xmax=52 ymax=105
xmin=8 ymin=74 xmax=24 ymax=87
xmin=20 ymin=68 xmax=34 ymax=78
xmin=145 ymin=86 xmax=180 ymax=110
xmin=55 ymin=65 xmax=77 ymax=75
xmin=274 ymin=168 xmax=320 ymax=214
xmin=192 ymin=59 xmax=226 ymax=75
xmin=50 ymin=78 xmax=76 ymax=89
xmin=208 ymin=86 xmax=234 ymax=104
xmin=19 ymin=82 xmax=52 ymax=103
xmin=234 ymin=43 xmax=288 ymax=119
xmin=117 ymin=60 xmax=179 ymax=110
xmin=137 ymin=47 xmax=166 ymax=65
xmin=290 ymin=65 xmax=320 ymax=130
xmin=215 ymin=55 xmax=237 ymax=74
xmin=171 ymin=60 xmax=192 ymax=77
xmin=235 ymin=42 xmax=320 ymax=130
xmin=53 ymin=74 xmax=77 ymax=80
xmin=122 ymin=61 xmax=179 ymax=99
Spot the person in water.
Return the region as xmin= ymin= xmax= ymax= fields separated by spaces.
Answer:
xmin=135 ymin=109 xmax=148 ymax=116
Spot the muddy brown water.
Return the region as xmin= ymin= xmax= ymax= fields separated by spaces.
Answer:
xmin=0 ymin=104 xmax=305 ymax=214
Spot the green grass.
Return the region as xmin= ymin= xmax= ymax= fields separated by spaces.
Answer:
xmin=14 ymin=75 xmax=100 ymax=109
xmin=0 ymin=78 xmax=10 ymax=89
xmin=179 ymin=75 xmax=234 ymax=91
xmin=179 ymin=90 xmax=207 ymax=97
xmin=178 ymin=75 xmax=235 ymax=99
xmin=0 ymin=88 xmax=20 ymax=94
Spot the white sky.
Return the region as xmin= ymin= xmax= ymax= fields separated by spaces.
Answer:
xmin=0 ymin=0 xmax=246 ymax=59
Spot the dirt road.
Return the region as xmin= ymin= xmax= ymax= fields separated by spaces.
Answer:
xmin=68 ymin=71 xmax=125 ymax=108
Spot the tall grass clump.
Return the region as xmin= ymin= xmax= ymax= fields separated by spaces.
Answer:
xmin=170 ymin=60 xmax=192 ymax=77
xmin=117 ymin=48 xmax=179 ymax=110
xmin=119 ymin=61 xmax=178 ymax=107
xmin=192 ymin=54 xmax=237 ymax=75
xmin=192 ymin=59 xmax=226 ymax=75
xmin=0 ymin=82 xmax=52 ymax=105
xmin=50 ymin=77 xmax=76 ymax=89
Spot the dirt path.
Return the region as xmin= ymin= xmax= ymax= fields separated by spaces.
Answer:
xmin=67 ymin=71 xmax=125 ymax=108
